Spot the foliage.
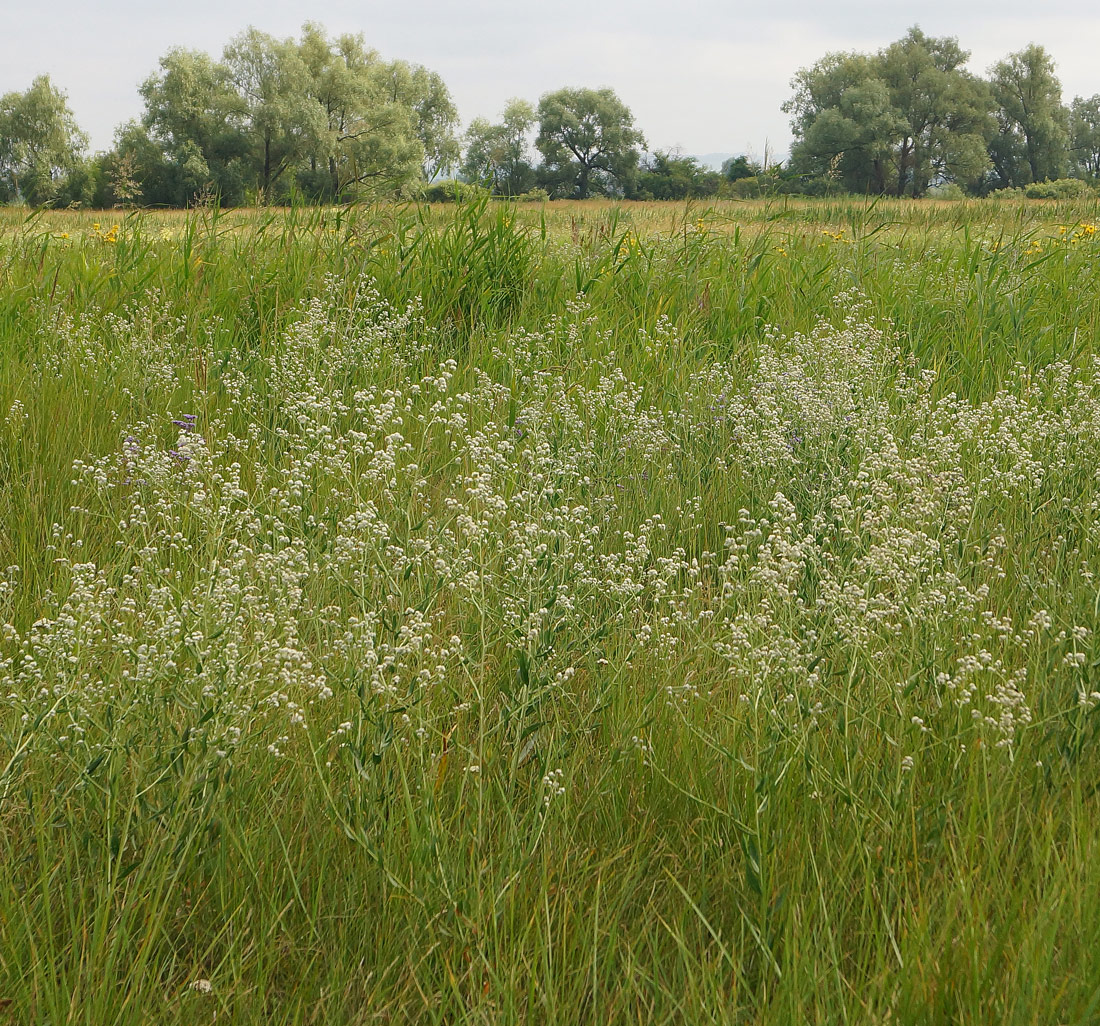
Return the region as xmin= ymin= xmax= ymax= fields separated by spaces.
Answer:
xmin=136 ymin=48 xmax=256 ymax=206
xmin=1069 ymin=94 xmax=1100 ymax=178
xmin=5 ymin=196 xmax=1100 ymax=1021
xmin=460 ymin=99 xmax=537 ymax=195
xmin=111 ymin=24 xmax=458 ymax=206
xmin=511 ymin=186 xmax=549 ymax=202
xmin=374 ymin=59 xmax=460 ymax=181
xmin=925 ymin=181 xmax=967 ymax=199
xmin=636 ymin=151 xmax=722 ymax=199
xmin=536 ymin=87 xmax=644 ymax=198
xmin=420 ymin=177 xmax=490 ymax=202
xmin=988 ymin=45 xmax=1069 ymax=188
xmin=722 ymin=154 xmax=762 ymax=181
xmin=295 ymin=24 xmax=425 ymax=201
xmin=221 ymin=28 xmax=329 ymax=199
xmin=1022 ymin=176 xmax=1093 ymax=199
xmin=7 ymin=22 xmax=1100 ymax=210
xmin=0 ymin=75 xmax=88 ymax=205
xmin=785 ymin=27 xmax=993 ymax=196
xmin=879 ymin=29 xmax=993 ymax=195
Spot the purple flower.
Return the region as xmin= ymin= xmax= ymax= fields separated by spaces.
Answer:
xmin=171 ymin=414 xmax=198 ymax=434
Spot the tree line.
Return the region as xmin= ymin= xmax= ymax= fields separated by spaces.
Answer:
xmin=786 ymin=26 xmax=1100 ymax=196
xmin=1 ymin=25 xmax=461 ymax=208
xmin=0 ymin=21 xmax=721 ymax=209
xmin=2 ymin=22 xmax=1099 ymax=208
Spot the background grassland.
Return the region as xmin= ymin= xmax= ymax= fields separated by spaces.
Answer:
xmin=2 ymin=197 xmax=1100 ymax=1025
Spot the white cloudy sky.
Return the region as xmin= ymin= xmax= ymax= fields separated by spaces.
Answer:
xmin=3 ymin=0 xmax=1100 ymax=158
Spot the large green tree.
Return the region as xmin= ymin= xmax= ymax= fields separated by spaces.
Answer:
xmin=136 ymin=48 xmax=247 ymax=205
xmin=879 ymin=28 xmax=992 ymax=196
xmin=988 ymin=44 xmax=1069 ymax=188
xmin=141 ymin=49 xmax=237 ymax=160
xmin=785 ymin=52 xmax=904 ymax=194
xmin=1070 ymin=94 xmax=1100 ymax=179
xmin=460 ymin=99 xmax=536 ymax=195
xmin=127 ymin=24 xmax=454 ymax=205
xmin=535 ymin=87 xmax=644 ymax=198
xmin=296 ymin=23 xmax=422 ymax=199
xmin=785 ymin=28 xmax=993 ymax=196
xmin=221 ymin=28 xmax=327 ymax=198
xmin=0 ymin=76 xmax=88 ymax=205
xmin=380 ymin=61 xmax=460 ymax=180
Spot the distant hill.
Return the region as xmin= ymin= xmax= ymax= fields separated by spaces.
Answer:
xmin=691 ymin=153 xmax=737 ymax=172
xmin=689 ymin=151 xmax=792 ymax=171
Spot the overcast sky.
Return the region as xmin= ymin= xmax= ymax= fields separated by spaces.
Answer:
xmin=4 ymin=0 xmax=1100 ymax=159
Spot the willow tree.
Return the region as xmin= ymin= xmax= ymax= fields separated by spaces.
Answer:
xmin=131 ymin=24 xmax=457 ymax=204
xmin=1070 ymin=95 xmax=1100 ymax=179
xmin=221 ymin=28 xmax=327 ymax=198
xmin=0 ymin=76 xmax=87 ymax=205
xmin=461 ymin=99 xmax=536 ymax=195
xmin=784 ymin=52 xmax=904 ymax=194
xmin=785 ymin=27 xmax=993 ymax=196
xmin=988 ymin=45 xmax=1069 ymax=188
xmin=535 ymin=87 xmax=644 ymax=198
xmin=136 ymin=48 xmax=247 ymax=205
xmin=297 ymin=23 xmax=422 ymax=199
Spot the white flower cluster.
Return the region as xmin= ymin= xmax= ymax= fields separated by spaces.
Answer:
xmin=5 ymin=279 xmax=1099 ymax=802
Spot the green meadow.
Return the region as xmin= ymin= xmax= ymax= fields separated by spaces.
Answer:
xmin=2 ymin=196 xmax=1100 ymax=1024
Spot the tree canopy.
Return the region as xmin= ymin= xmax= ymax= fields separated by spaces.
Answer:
xmin=988 ymin=45 xmax=1069 ymax=187
xmin=460 ymin=99 xmax=537 ymax=196
xmin=785 ymin=28 xmax=993 ymax=196
xmin=107 ymin=24 xmax=460 ymax=206
xmin=785 ymin=27 xmax=1095 ymax=196
xmin=5 ymin=21 xmax=1100 ymax=207
xmin=637 ymin=151 xmax=722 ymax=200
xmin=0 ymin=76 xmax=87 ymax=205
xmin=535 ymin=88 xmax=644 ymax=199
xmin=1070 ymin=95 xmax=1100 ymax=179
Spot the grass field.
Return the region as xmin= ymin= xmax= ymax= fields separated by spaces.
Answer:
xmin=3 ymin=196 xmax=1100 ymax=1024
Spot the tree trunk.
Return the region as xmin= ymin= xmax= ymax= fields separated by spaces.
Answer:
xmin=577 ymin=163 xmax=589 ymax=199
xmin=1027 ymin=137 xmax=1041 ymax=184
xmin=896 ymin=139 xmax=911 ymax=197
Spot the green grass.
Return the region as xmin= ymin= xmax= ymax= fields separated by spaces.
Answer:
xmin=2 ymin=195 xmax=1100 ymax=1024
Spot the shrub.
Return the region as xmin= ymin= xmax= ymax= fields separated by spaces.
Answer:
xmin=421 ymin=179 xmax=491 ymax=203
xmin=989 ymin=186 xmax=1026 ymax=199
xmin=1024 ymin=178 xmax=1094 ymax=199
xmin=926 ymin=182 xmax=967 ymax=200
